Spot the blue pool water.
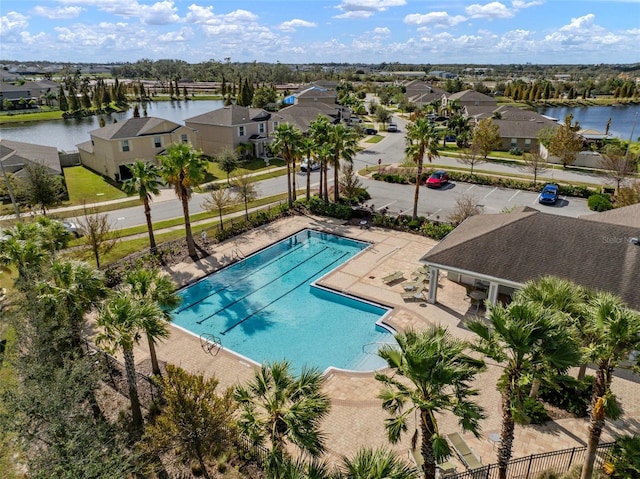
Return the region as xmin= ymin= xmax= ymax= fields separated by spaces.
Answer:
xmin=172 ymin=229 xmax=396 ymax=372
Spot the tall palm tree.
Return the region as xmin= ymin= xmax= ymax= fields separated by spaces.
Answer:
xmin=37 ymin=259 xmax=108 ymax=352
xmin=233 ymin=360 xmax=330 ymax=460
xmin=405 ymin=117 xmax=440 ymax=220
xmin=271 ymin=123 xmax=303 ymax=206
xmin=579 ymin=292 xmax=640 ymax=479
xmin=375 ymin=326 xmax=485 ymax=479
xmin=308 ymin=116 xmax=332 ymax=202
xmin=341 ymin=448 xmax=419 ymax=479
xmin=328 ymin=123 xmax=358 ymax=203
xmin=123 ymin=266 xmax=180 ymax=375
xmin=96 ymin=291 xmax=164 ymax=436
xmin=300 ymin=136 xmax=315 ymax=201
xmin=468 ymin=302 xmax=581 ymax=479
xmin=122 ymin=160 xmax=162 ymax=252
xmin=158 ymin=143 xmax=206 ymax=258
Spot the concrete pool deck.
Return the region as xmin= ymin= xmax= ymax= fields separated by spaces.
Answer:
xmin=133 ymin=215 xmax=640 ymax=470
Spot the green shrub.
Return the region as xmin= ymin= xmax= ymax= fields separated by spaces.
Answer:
xmin=420 ymin=221 xmax=455 ymax=240
xmin=539 ymin=375 xmax=594 ymax=417
xmin=522 ymin=396 xmax=551 ymax=425
xmin=588 ymin=193 xmax=614 ymax=211
xmin=509 ymin=146 xmax=523 ymax=156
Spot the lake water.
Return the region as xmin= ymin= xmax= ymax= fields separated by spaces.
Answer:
xmin=0 ymin=99 xmax=225 ymax=152
xmin=537 ymin=104 xmax=640 ymax=141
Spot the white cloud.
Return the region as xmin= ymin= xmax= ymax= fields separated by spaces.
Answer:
xmin=511 ymin=0 xmax=543 ymax=9
xmin=138 ymin=1 xmax=180 ymax=25
xmin=57 ymin=0 xmax=179 ymax=24
xmin=334 ymin=0 xmax=406 ymax=19
xmin=31 ymin=6 xmax=84 ymax=20
xmin=404 ymin=11 xmax=466 ymax=28
xmin=278 ymin=19 xmax=316 ymax=32
xmin=157 ymin=27 xmax=194 ymax=42
xmin=372 ymin=26 xmax=391 ymax=35
xmin=0 ymin=11 xmax=29 ymax=41
xmin=560 ymin=14 xmax=596 ymax=31
xmin=466 ymin=2 xmax=515 ymax=20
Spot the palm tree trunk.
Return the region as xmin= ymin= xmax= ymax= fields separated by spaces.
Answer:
xmin=323 ymin=163 xmax=329 ymax=203
xmin=181 ymin=195 xmax=196 ymax=258
xmin=147 ymin=334 xmax=161 ymax=376
xmin=143 ymin=198 xmax=157 ymax=252
xmin=333 ymin=157 xmax=340 ymax=203
xmin=420 ymin=410 xmax=438 ymax=479
xmin=413 ymin=159 xmax=423 ymax=220
xmin=319 ymin=160 xmax=324 ymax=201
xmin=306 ymin=161 xmax=311 ymax=201
xmin=291 ymin=158 xmax=297 ymax=204
xmin=123 ymin=347 xmax=144 ymax=437
xmin=580 ymin=365 xmax=609 ymax=479
xmin=498 ymin=387 xmax=516 ymax=479
xmin=286 ymin=162 xmax=292 ymax=206
xmin=577 ymin=363 xmax=588 ymax=380
xmin=529 ymin=378 xmax=541 ymax=398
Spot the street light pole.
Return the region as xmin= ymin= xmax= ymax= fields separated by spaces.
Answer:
xmin=0 ymin=152 xmax=22 ymax=222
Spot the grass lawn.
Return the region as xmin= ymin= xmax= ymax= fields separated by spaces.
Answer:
xmin=365 ymin=135 xmax=384 ymax=144
xmin=204 ymin=157 xmax=285 ymax=183
xmin=0 ymin=108 xmax=65 ymax=123
xmin=63 ymin=166 xmax=128 ymax=204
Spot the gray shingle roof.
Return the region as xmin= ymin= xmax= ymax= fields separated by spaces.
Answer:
xmin=0 ymin=139 xmax=61 ymax=176
xmin=184 ymin=105 xmax=270 ymax=126
xmin=272 ymin=104 xmax=341 ymax=132
xmin=89 ymin=117 xmax=182 ymax=140
xmin=421 ymin=209 xmax=640 ymax=310
xmin=582 ymin=203 xmax=640 ymax=229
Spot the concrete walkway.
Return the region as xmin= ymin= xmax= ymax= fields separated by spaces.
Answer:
xmin=129 ymin=215 xmax=640 ymax=470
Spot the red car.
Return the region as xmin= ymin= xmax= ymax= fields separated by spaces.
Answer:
xmin=425 ymin=170 xmax=449 ymax=188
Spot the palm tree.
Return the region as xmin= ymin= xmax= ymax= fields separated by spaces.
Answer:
xmin=96 ymin=291 xmax=164 ymax=436
xmin=158 ymin=143 xmax=206 ymax=258
xmin=308 ymin=116 xmax=332 ymax=202
xmin=123 ymin=266 xmax=180 ymax=376
xmin=579 ymin=292 xmax=640 ymax=479
xmin=405 ymin=117 xmax=440 ymax=220
xmin=122 ymin=160 xmax=162 ymax=252
xmin=328 ymin=123 xmax=358 ymax=203
xmin=233 ymin=360 xmax=330 ymax=460
xmin=468 ymin=302 xmax=581 ymax=479
xmin=375 ymin=326 xmax=485 ymax=479
xmin=37 ymin=259 xmax=108 ymax=352
xmin=271 ymin=123 xmax=303 ymax=206
xmin=300 ymin=136 xmax=315 ymax=201
xmin=341 ymin=448 xmax=419 ymax=479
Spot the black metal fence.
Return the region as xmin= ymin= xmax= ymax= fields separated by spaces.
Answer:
xmin=446 ymin=442 xmax=615 ymax=479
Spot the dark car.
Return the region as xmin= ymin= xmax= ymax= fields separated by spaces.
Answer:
xmin=364 ymin=128 xmax=378 ymax=135
xmin=539 ymin=184 xmax=559 ymax=205
xmin=425 ymin=170 xmax=449 ymax=188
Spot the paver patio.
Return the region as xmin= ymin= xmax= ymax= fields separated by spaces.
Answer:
xmin=131 ymin=215 xmax=640 ymax=470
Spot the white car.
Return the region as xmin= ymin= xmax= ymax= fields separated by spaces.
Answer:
xmin=300 ymin=158 xmax=320 ymax=172
xmin=388 ymin=122 xmax=398 ymax=132
xmin=62 ymin=220 xmax=82 ymax=237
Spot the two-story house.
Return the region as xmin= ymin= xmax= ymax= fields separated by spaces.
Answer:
xmin=184 ymin=105 xmax=272 ymax=159
xmin=77 ymin=117 xmax=195 ymax=181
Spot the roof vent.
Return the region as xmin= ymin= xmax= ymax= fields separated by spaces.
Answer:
xmin=631 ymin=237 xmax=640 ymax=246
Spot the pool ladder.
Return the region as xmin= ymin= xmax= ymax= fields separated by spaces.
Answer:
xmin=232 ymin=248 xmax=246 ymax=262
xmin=200 ymin=333 xmax=222 ymax=356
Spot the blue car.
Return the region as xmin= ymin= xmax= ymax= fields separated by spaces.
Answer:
xmin=539 ymin=184 xmax=559 ymax=205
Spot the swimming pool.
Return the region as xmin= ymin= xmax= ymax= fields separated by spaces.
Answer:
xmin=171 ymin=229 xmax=396 ymax=372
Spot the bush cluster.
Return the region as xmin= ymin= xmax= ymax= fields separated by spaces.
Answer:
xmin=539 ymin=375 xmax=594 ymax=417
xmin=587 ymin=193 xmax=614 ymax=211
xmin=294 ymin=197 xmax=353 ymax=220
xmin=371 ymin=212 xmax=455 ymax=240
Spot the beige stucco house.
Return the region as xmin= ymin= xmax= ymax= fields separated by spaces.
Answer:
xmin=77 ymin=117 xmax=194 ymax=181
xmin=184 ymin=105 xmax=272 ymax=159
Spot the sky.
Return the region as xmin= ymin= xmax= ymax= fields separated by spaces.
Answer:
xmin=1 ymin=0 xmax=639 ymax=65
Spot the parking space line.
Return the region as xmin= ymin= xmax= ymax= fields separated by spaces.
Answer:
xmin=483 ymin=187 xmax=498 ymax=199
xmin=465 ymin=185 xmax=475 ymax=192
xmin=508 ymin=190 xmax=520 ymax=202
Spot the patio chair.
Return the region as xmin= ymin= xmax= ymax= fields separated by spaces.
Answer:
xmin=401 ymin=285 xmax=425 ymax=301
xmin=382 ymin=271 xmax=404 ymax=284
xmin=401 ymin=281 xmax=421 ymax=291
xmin=446 ymin=432 xmax=482 ymax=471
xmin=409 ymin=447 xmax=456 ymax=478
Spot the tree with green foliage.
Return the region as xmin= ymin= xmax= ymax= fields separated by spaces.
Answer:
xmin=548 ymin=114 xmax=583 ymax=167
xmin=159 ymin=143 xmax=207 ymax=258
xmin=300 ymin=136 xmax=315 ymax=201
xmin=20 ymin=163 xmax=65 ymax=215
xmin=232 ymin=174 xmax=258 ymax=220
xmin=308 ymin=115 xmax=332 ymax=201
xmin=123 ymin=160 xmax=162 ymax=252
xmin=468 ymin=302 xmax=581 ymax=479
xmin=341 ymin=448 xmax=419 ymax=479
xmin=600 ymin=144 xmax=638 ymax=194
xmin=375 ymin=105 xmax=392 ymax=129
xmin=58 ymin=86 xmax=68 ymax=111
xmin=271 ymin=123 xmax=303 ymax=206
xmin=234 ymin=361 xmax=330 ymax=465
xmin=96 ymin=291 xmax=164 ymax=437
xmin=123 ymin=266 xmax=180 ymax=376
xmin=605 ymin=434 xmax=640 ymax=479
xmin=580 ymin=293 xmax=640 ymax=479
xmin=376 ymin=326 xmax=485 ymax=479
xmin=405 ymin=116 xmax=440 ymax=220
xmin=252 ymin=84 xmax=278 ymax=108
xmin=472 ymin=118 xmax=502 ymax=159
xmin=216 ymin=147 xmax=240 ymax=184
xmin=329 ymin=123 xmax=358 ymax=203
xmin=142 ymin=365 xmax=237 ymax=479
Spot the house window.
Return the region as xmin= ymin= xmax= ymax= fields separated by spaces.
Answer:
xmin=273 ymin=121 xmax=279 ymax=129
xmin=121 ymin=140 xmax=130 ymax=152
xmin=259 ymin=123 xmax=265 ymax=134
xmin=524 ymin=139 xmax=532 ymax=150
xmin=510 ymin=138 xmax=518 ymax=148
xmin=238 ymin=126 xmax=245 ymax=137
xmin=180 ymin=134 xmax=188 ymax=144
xmin=153 ymin=136 xmax=162 ymax=148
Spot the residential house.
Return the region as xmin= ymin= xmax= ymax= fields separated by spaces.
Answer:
xmin=0 ymin=139 xmax=62 ymax=179
xmin=442 ymin=90 xmax=497 ymax=118
xmin=403 ymin=80 xmax=445 ymax=109
xmin=477 ymin=105 xmax=560 ymax=153
xmin=271 ymin=102 xmax=343 ymax=133
xmin=184 ymin=105 xmax=272 ymax=159
xmin=419 ymin=207 xmax=640 ymax=312
xmin=77 ymin=117 xmax=194 ymax=181
xmin=0 ymin=80 xmax=60 ymax=108
xmin=283 ymin=85 xmax=338 ymax=106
